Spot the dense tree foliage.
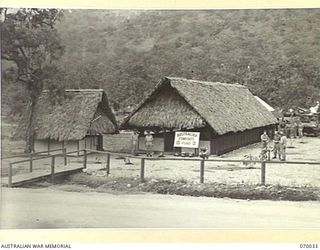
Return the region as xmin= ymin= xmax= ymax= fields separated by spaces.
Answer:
xmin=1 ymin=8 xmax=64 ymax=151
xmin=2 ymin=9 xmax=320 ymax=119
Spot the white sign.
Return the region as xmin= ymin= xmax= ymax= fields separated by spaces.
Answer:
xmin=174 ymin=131 xmax=200 ymax=148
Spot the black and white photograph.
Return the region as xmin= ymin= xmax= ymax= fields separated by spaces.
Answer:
xmin=0 ymin=6 xmax=320 ymax=231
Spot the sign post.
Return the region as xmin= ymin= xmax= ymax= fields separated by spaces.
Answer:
xmin=174 ymin=131 xmax=200 ymax=149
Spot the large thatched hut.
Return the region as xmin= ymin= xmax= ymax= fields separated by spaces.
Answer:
xmin=121 ymin=77 xmax=278 ymax=155
xmin=18 ymin=89 xmax=118 ymax=154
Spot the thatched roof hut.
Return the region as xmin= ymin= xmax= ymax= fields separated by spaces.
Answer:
xmin=18 ymin=89 xmax=118 ymax=142
xmin=122 ymin=77 xmax=278 ymax=135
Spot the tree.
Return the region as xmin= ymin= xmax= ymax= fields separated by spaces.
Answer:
xmin=1 ymin=8 xmax=64 ymax=152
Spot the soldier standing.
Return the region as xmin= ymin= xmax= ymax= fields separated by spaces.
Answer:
xmin=145 ymin=130 xmax=154 ymax=157
xmin=279 ymin=132 xmax=287 ymax=161
xmin=260 ymin=130 xmax=269 ymax=149
xmin=272 ymin=131 xmax=281 ymax=159
xmin=131 ymin=130 xmax=139 ymax=156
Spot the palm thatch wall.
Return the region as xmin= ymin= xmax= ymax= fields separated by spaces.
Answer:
xmin=17 ymin=89 xmax=118 ymax=141
xmin=122 ymin=77 xmax=278 ymax=135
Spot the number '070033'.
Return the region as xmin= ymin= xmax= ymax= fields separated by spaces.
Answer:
xmin=300 ymin=244 xmax=318 ymax=248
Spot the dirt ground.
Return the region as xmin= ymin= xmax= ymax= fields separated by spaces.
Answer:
xmin=84 ymin=137 xmax=320 ymax=187
xmin=1 ymin=187 xmax=320 ymax=228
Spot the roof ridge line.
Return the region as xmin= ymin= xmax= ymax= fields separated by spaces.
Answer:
xmin=165 ymin=76 xmax=245 ymax=88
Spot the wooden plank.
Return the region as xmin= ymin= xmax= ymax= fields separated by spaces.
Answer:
xmin=1 ymin=165 xmax=84 ymax=187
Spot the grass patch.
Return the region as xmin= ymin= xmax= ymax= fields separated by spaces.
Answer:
xmin=141 ymin=180 xmax=320 ymax=201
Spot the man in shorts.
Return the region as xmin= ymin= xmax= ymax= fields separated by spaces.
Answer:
xmin=145 ymin=130 xmax=154 ymax=157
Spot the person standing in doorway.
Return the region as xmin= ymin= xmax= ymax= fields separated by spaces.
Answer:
xmin=145 ymin=130 xmax=154 ymax=157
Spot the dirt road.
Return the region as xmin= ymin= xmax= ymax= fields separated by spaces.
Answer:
xmin=1 ymin=187 xmax=319 ymax=229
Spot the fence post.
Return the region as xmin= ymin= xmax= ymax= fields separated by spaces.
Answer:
xmin=200 ymin=159 xmax=205 ymax=183
xmin=29 ymin=153 xmax=33 ymax=172
xmin=8 ymin=163 xmax=13 ymax=188
xmin=83 ymin=150 xmax=87 ymax=169
xmin=51 ymin=155 xmax=55 ymax=184
xmin=63 ymin=148 xmax=67 ymax=166
xmin=106 ymin=153 xmax=110 ymax=175
xmin=261 ymin=161 xmax=266 ymax=185
xmin=140 ymin=158 xmax=145 ymax=183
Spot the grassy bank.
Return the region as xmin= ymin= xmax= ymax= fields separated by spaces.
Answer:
xmin=27 ymin=172 xmax=320 ymax=201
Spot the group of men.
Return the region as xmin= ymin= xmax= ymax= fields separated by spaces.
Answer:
xmin=260 ymin=130 xmax=287 ymax=161
xmin=278 ymin=117 xmax=304 ymax=139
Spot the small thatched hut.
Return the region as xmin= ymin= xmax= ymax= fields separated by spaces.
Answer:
xmin=18 ymin=89 xmax=118 ymax=154
xmin=121 ymin=77 xmax=278 ymax=155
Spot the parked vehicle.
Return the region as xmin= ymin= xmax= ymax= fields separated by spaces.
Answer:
xmin=300 ymin=113 xmax=320 ymax=137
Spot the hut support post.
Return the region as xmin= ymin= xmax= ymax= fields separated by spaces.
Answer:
xmin=200 ymin=160 xmax=205 ymax=183
xmin=261 ymin=162 xmax=266 ymax=185
xmin=106 ymin=153 xmax=110 ymax=175
xmin=51 ymin=156 xmax=55 ymax=184
xmin=8 ymin=163 xmax=13 ymax=188
xmin=29 ymin=154 xmax=33 ymax=172
xmin=140 ymin=158 xmax=145 ymax=183
xmin=83 ymin=150 xmax=87 ymax=169
xmin=63 ymin=148 xmax=67 ymax=166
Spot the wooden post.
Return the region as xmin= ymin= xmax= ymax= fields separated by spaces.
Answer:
xmin=200 ymin=159 xmax=205 ymax=183
xmin=8 ymin=163 xmax=13 ymax=188
xmin=140 ymin=158 xmax=145 ymax=183
xmin=77 ymin=141 xmax=80 ymax=156
xmin=83 ymin=149 xmax=87 ymax=169
xmin=261 ymin=161 xmax=266 ymax=185
xmin=29 ymin=153 xmax=33 ymax=172
xmin=51 ymin=155 xmax=55 ymax=184
xmin=63 ymin=148 xmax=67 ymax=166
xmin=47 ymin=139 xmax=50 ymax=155
xmin=106 ymin=153 xmax=110 ymax=174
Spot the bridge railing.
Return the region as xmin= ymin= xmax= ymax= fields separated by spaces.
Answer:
xmin=1 ymin=148 xmax=66 ymax=160
xmin=7 ymin=149 xmax=85 ymax=187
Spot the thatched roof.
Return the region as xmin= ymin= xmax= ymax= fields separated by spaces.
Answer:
xmin=122 ymin=77 xmax=278 ymax=135
xmin=17 ymin=89 xmax=118 ymax=141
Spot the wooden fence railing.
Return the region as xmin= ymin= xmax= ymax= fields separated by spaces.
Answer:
xmin=6 ymin=148 xmax=320 ymax=187
xmin=7 ymin=149 xmax=85 ymax=187
xmin=83 ymin=149 xmax=320 ymax=185
xmin=1 ymin=148 xmax=66 ymax=160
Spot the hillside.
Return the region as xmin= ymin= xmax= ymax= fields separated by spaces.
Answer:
xmin=2 ymin=9 xmax=320 ymax=117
